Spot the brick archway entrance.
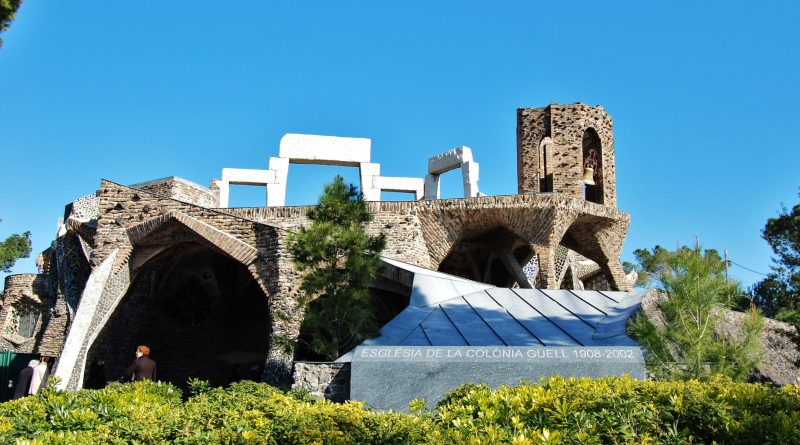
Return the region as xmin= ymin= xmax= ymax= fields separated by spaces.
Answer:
xmin=85 ymin=243 xmax=269 ymax=390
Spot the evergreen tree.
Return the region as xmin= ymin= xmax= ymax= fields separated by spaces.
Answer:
xmin=750 ymin=192 xmax=800 ymax=325
xmin=287 ymin=175 xmax=386 ymax=361
xmin=630 ymin=245 xmax=762 ymax=381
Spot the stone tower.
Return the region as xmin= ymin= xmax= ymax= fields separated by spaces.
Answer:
xmin=517 ymin=103 xmax=617 ymax=208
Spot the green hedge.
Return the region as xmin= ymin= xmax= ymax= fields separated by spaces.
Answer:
xmin=1 ymin=376 xmax=798 ymax=444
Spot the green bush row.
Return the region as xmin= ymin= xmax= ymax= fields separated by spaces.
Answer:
xmin=1 ymin=376 xmax=798 ymax=444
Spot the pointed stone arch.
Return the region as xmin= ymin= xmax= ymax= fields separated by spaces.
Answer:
xmin=127 ymin=211 xmax=258 ymax=266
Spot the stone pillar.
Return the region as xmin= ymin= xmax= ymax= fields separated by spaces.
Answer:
xmin=423 ymin=173 xmax=439 ymax=200
xmin=499 ymin=253 xmax=532 ymax=289
xmin=599 ymin=259 xmax=633 ymax=292
xmin=461 ymin=161 xmax=480 ymax=198
xmin=267 ymin=157 xmax=289 ymax=207
xmin=535 ymin=246 xmax=557 ymax=289
xmin=359 ymin=162 xmax=381 ymax=201
xmin=214 ymin=179 xmax=230 ymax=208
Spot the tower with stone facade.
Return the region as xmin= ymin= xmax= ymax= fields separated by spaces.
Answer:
xmin=517 ymin=103 xmax=617 ymax=208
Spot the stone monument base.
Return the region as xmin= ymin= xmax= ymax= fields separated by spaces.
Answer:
xmin=350 ymin=346 xmax=646 ymax=411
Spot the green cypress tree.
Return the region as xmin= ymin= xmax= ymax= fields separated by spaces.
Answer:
xmin=287 ymin=175 xmax=386 ymax=361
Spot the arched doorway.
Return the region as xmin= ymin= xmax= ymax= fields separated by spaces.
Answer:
xmin=438 ymin=227 xmax=533 ymax=287
xmin=582 ymin=128 xmax=604 ymax=204
xmin=85 ymin=242 xmax=269 ymax=390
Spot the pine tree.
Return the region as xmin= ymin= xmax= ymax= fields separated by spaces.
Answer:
xmin=630 ymin=245 xmax=762 ymax=381
xmin=287 ymin=175 xmax=386 ymax=361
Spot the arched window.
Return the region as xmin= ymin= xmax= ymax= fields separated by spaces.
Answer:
xmin=582 ymin=128 xmax=604 ymax=204
xmin=4 ymin=305 xmax=40 ymax=338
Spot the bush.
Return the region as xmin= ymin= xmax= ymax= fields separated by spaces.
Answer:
xmin=1 ymin=377 xmax=798 ymax=444
xmin=429 ymin=375 xmax=800 ymax=444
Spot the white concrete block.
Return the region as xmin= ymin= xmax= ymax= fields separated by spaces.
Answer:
xmin=461 ymin=161 xmax=480 ymax=197
xmin=424 ymin=173 xmax=440 ymax=200
xmin=362 ymin=187 xmax=381 ymax=202
xmin=359 ymin=162 xmax=381 ymax=177
xmin=359 ymin=162 xmax=381 ymax=201
xmin=374 ymin=176 xmax=424 ymax=199
xmin=279 ymin=134 xmax=371 ymax=166
xmin=269 ymin=157 xmax=290 ymax=184
xmin=267 ymin=182 xmax=286 ymax=207
xmin=221 ymin=168 xmax=276 ymax=185
xmin=214 ymin=179 xmax=230 ymax=208
xmin=427 ymin=146 xmax=473 ymax=174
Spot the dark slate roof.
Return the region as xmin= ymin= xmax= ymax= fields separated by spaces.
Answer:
xmin=340 ymin=258 xmax=645 ymax=360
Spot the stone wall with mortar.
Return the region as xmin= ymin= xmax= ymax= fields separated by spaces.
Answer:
xmin=10 ymin=179 xmax=633 ymax=389
xmin=129 ymin=176 xmax=219 ymax=209
xmin=0 ymin=273 xmax=68 ymax=356
xmin=226 ymin=193 xmax=632 ymax=291
xmin=292 ymin=362 xmax=350 ymax=402
xmin=517 ymin=104 xmax=617 ymax=208
xmin=55 ymin=180 xmax=294 ymax=387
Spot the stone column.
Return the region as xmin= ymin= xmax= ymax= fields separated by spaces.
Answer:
xmin=461 ymin=161 xmax=480 ymax=198
xmin=267 ymin=157 xmax=289 ymax=207
xmin=533 ymin=246 xmax=557 ymax=289
xmin=423 ymin=173 xmax=439 ymax=200
xmin=359 ymin=162 xmax=381 ymax=201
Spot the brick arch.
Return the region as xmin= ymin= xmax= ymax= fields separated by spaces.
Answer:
xmin=558 ymin=213 xmax=631 ymax=291
xmin=127 ymin=211 xmax=258 ymax=266
xmin=417 ymin=197 xmax=584 ymax=269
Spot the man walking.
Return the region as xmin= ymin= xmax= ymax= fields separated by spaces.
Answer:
xmin=124 ymin=345 xmax=156 ymax=381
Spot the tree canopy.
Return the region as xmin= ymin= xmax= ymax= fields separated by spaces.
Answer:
xmin=0 ymin=219 xmax=32 ymax=273
xmin=750 ymin=191 xmax=800 ymax=325
xmin=287 ymin=175 xmax=386 ymax=361
xmin=0 ymin=0 xmax=22 ymax=48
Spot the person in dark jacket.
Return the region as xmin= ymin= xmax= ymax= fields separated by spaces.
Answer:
xmin=124 ymin=345 xmax=156 ymax=381
xmin=13 ymin=360 xmax=38 ymax=399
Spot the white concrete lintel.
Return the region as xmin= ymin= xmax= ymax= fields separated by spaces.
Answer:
xmin=428 ymin=146 xmax=473 ymax=175
xmin=374 ymin=176 xmax=424 ymax=200
xmin=221 ymin=168 xmax=277 ymax=186
xmin=279 ymin=134 xmax=371 ymax=166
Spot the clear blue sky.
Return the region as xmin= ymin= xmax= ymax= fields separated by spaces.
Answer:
xmin=1 ymin=1 xmax=798 ymax=289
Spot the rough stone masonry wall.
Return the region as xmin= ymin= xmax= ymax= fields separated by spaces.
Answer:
xmin=292 ymin=362 xmax=350 ymax=402
xmin=63 ymin=180 xmax=293 ymax=386
xmin=0 ymin=273 xmax=68 ymax=356
xmin=226 ymin=193 xmax=631 ymax=291
xmin=517 ymin=104 xmax=617 ymax=208
xmin=517 ymin=107 xmax=550 ymax=194
xmin=225 ymin=201 xmax=432 ymax=269
xmin=92 ymin=180 xmax=262 ymax=271
xmin=131 ymin=177 xmax=219 ymax=209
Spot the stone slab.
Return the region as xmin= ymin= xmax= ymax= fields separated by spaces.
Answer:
xmin=427 ymin=146 xmax=473 ymax=174
xmin=279 ymin=133 xmax=371 ymax=165
xmin=221 ymin=168 xmax=276 ymax=185
xmin=351 ymin=346 xmax=645 ymax=411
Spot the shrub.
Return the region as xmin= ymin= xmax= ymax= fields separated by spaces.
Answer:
xmin=429 ymin=375 xmax=800 ymax=444
xmin=1 ymin=377 xmax=798 ymax=444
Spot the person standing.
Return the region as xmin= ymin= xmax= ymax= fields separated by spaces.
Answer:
xmin=124 ymin=345 xmax=156 ymax=381
xmin=28 ymin=358 xmax=50 ymax=395
xmin=13 ymin=360 xmax=38 ymax=399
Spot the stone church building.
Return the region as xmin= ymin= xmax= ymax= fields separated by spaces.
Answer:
xmin=1 ymin=103 xmax=636 ymax=391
